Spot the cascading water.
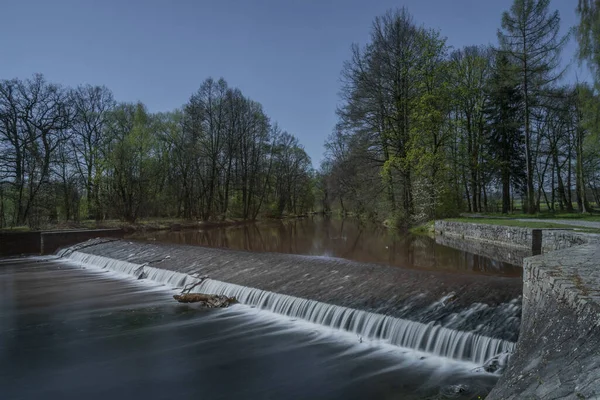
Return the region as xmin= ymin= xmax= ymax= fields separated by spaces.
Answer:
xmin=197 ymin=279 xmax=514 ymax=365
xmin=59 ymin=248 xmax=515 ymax=368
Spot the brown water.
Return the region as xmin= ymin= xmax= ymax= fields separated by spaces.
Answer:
xmin=131 ymin=217 xmax=522 ymax=277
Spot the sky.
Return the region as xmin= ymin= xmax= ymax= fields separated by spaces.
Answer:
xmin=0 ymin=0 xmax=585 ymax=166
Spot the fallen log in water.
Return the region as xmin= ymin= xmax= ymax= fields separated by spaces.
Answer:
xmin=172 ymin=275 xmax=238 ymax=307
xmin=173 ymin=293 xmax=237 ymax=308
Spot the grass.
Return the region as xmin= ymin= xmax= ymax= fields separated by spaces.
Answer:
xmin=409 ymin=221 xmax=435 ymax=235
xmin=446 ymin=217 xmax=600 ymax=234
xmin=480 ymin=211 xmax=600 ymax=222
xmin=480 ymin=199 xmax=600 ymax=221
xmin=446 ymin=217 xmax=594 ymax=230
xmin=0 ymin=225 xmax=32 ymax=233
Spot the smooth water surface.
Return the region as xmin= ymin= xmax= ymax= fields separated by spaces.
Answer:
xmin=0 ymin=257 xmax=498 ymax=400
xmin=132 ymin=217 xmax=522 ymax=276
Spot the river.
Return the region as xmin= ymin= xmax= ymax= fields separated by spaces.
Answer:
xmin=0 ymin=257 xmax=499 ymax=399
xmin=131 ymin=217 xmax=522 ymax=277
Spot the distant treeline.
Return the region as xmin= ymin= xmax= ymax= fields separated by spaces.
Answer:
xmin=319 ymin=0 xmax=600 ymax=226
xmin=0 ymin=76 xmax=314 ymax=227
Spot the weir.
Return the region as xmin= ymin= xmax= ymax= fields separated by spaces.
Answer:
xmin=58 ymin=241 xmax=518 ymax=368
xmin=58 ymin=239 xmax=523 ymax=340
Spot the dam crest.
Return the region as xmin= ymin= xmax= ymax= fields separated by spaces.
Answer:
xmin=59 ymin=244 xmax=515 ymax=369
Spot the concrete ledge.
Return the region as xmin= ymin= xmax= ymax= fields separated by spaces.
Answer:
xmin=541 ymin=230 xmax=600 ymax=253
xmin=487 ymin=245 xmax=600 ymax=399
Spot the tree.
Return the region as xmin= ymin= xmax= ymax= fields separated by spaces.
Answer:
xmin=0 ymin=73 xmax=313 ymax=227
xmin=498 ymin=0 xmax=568 ymax=213
xmin=449 ymin=46 xmax=493 ymax=212
xmin=70 ymin=85 xmax=115 ymax=219
xmin=104 ymin=103 xmax=159 ymax=222
xmin=484 ymin=52 xmax=524 ymax=214
xmin=0 ymin=75 xmax=71 ymax=226
xmin=577 ymin=0 xmax=600 ymax=83
xmin=335 ymin=8 xmax=449 ymax=225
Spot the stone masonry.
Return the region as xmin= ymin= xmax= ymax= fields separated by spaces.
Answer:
xmin=487 ymin=245 xmax=600 ymax=399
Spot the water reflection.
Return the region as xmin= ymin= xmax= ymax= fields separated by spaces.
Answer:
xmin=132 ymin=217 xmax=522 ymax=277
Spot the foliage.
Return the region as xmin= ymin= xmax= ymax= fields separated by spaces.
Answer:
xmin=577 ymin=0 xmax=600 ymax=83
xmin=318 ymin=2 xmax=600 ymax=226
xmin=0 ymin=76 xmax=314 ymax=227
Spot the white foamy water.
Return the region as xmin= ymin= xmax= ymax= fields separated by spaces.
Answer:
xmin=59 ymin=248 xmax=515 ymax=368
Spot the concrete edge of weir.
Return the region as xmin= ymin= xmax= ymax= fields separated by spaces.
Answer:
xmin=436 ymin=220 xmax=600 ymax=398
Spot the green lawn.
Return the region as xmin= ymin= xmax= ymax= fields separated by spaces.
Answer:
xmin=480 ymin=199 xmax=600 ymax=221
xmin=480 ymin=211 xmax=600 ymax=221
xmin=445 ymin=217 xmax=599 ymax=231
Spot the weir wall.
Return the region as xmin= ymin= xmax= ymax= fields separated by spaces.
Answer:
xmin=434 ymin=220 xmax=600 ymax=399
xmin=434 ymin=220 xmax=600 ymax=254
xmin=0 ymin=229 xmax=124 ymax=256
xmin=487 ymin=245 xmax=600 ymax=399
xmin=0 ymin=232 xmax=42 ymax=255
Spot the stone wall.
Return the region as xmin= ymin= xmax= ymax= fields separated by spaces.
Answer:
xmin=487 ymin=245 xmax=600 ymax=399
xmin=435 ymin=220 xmax=600 ymax=256
xmin=40 ymin=229 xmax=124 ymax=255
xmin=541 ymin=230 xmax=600 ymax=253
xmin=434 ymin=221 xmax=538 ymax=251
xmin=436 ymin=220 xmax=600 ymax=398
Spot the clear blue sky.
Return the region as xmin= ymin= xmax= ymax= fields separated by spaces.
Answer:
xmin=0 ymin=0 xmax=583 ymax=166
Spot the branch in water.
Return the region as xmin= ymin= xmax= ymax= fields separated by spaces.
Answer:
xmin=180 ymin=275 xmax=209 ymax=294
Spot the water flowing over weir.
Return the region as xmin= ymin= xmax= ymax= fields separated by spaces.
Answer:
xmin=60 ymin=247 xmax=516 ymax=367
xmin=1 ymin=258 xmax=505 ymax=399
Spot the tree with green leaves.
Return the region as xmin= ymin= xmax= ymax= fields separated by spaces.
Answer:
xmin=104 ymin=103 xmax=160 ymax=222
xmin=577 ymin=0 xmax=600 ymax=83
xmin=335 ymin=8 xmax=450 ymax=225
xmin=70 ymin=85 xmax=115 ymax=219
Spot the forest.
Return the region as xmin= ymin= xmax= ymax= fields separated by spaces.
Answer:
xmin=0 ymin=77 xmax=314 ymax=227
xmin=321 ymin=0 xmax=600 ymax=226
xmin=2 ymin=0 xmax=600 ymax=229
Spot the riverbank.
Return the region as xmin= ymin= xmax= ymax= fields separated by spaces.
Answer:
xmin=0 ymin=214 xmax=324 ymax=235
xmin=0 ymin=218 xmax=260 ymax=234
